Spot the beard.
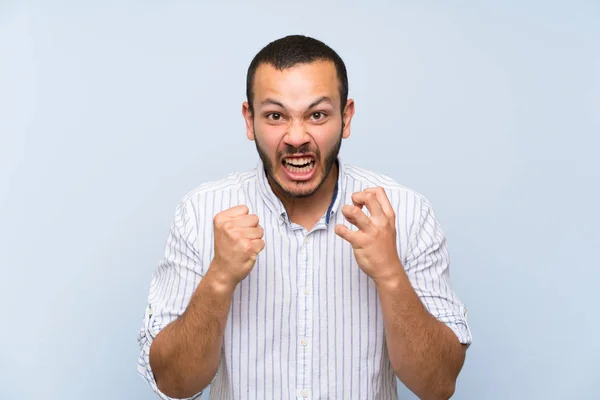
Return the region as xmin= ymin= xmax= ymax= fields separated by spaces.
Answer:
xmin=254 ymin=126 xmax=343 ymax=199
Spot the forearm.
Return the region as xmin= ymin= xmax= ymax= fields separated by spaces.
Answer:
xmin=375 ymin=269 xmax=466 ymax=400
xmin=149 ymin=264 xmax=235 ymax=398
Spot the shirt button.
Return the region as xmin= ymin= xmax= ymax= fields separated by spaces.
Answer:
xmin=304 ymin=287 xmax=310 ymax=295
xmin=302 ymin=389 xmax=309 ymax=398
xmin=304 ymin=236 xmax=310 ymax=244
xmin=300 ymin=338 xmax=308 ymax=346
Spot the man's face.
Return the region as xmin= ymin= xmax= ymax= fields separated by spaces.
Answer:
xmin=243 ymin=60 xmax=354 ymax=199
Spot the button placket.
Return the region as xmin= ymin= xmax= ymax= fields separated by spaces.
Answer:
xmin=297 ymin=232 xmax=313 ymax=398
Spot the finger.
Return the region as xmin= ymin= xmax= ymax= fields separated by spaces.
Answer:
xmin=223 ymin=205 xmax=250 ymax=217
xmin=352 ymin=190 xmax=384 ymax=217
xmin=365 ymin=187 xmax=394 ymax=218
xmin=239 ymin=226 xmax=264 ymax=240
xmin=341 ymin=204 xmax=371 ymax=231
xmin=250 ymin=238 xmax=265 ymax=253
xmin=334 ymin=223 xmax=360 ymax=244
xmin=351 ymin=197 xmax=364 ymax=209
xmin=232 ymin=214 xmax=260 ymax=227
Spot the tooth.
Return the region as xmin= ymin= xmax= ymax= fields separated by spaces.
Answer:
xmin=285 ymin=157 xmax=312 ymax=165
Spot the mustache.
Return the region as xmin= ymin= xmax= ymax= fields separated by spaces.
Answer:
xmin=279 ymin=144 xmax=320 ymax=157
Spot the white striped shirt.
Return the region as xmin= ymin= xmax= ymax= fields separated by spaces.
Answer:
xmin=137 ymin=157 xmax=472 ymax=400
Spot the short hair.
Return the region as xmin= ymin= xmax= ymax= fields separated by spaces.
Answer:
xmin=246 ymin=34 xmax=349 ymax=114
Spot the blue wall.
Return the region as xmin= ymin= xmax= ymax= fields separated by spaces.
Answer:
xmin=1 ymin=1 xmax=598 ymax=398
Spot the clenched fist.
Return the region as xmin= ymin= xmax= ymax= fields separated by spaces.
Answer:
xmin=210 ymin=205 xmax=265 ymax=288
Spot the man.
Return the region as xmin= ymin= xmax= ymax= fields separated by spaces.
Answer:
xmin=137 ymin=35 xmax=471 ymax=400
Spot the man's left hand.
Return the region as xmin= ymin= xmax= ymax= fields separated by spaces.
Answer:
xmin=334 ymin=187 xmax=403 ymax=282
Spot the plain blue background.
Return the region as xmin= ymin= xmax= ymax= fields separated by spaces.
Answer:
xmin=1 ymin=1 xmax=598 ymax=399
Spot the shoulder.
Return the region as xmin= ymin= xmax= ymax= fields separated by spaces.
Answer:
xmin=184 ymin=169 xmax=256 ymax=201
xmin=343 ymin=163 xmax=445 ymax=247
xmin=343 ymin=163 xmax=432 ymax=210
xmin=175 ymin=167 xmax=257 ymax=218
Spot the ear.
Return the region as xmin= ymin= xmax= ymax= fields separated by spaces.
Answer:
xmin=242 ymin=102 xmax=255 ymax=141
xmin=342 ymin=99 xmax=355 ymax=139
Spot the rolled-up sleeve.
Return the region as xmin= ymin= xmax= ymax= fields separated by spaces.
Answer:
xmin=403 ymin=195 xmax=472 ymax=346
xmin=137 ymin=198 xmax=206 ymax=399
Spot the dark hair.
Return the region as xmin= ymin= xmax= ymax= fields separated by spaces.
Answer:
xmin=246 ymin=35 xmax=349 ymax=114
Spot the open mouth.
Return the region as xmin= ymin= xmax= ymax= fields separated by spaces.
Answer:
xmin=283 ymin=156 xmax=315 ymax=173
xmin=281 ymin=156 xmax=317 ymax=180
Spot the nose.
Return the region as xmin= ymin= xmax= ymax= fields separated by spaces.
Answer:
xmin=283 ymin=122 xmax=310 ymax=149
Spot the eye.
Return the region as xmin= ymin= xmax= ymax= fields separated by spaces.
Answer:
xmin=267 ymin=113 xmax=283 ymax=121
xmin=311 ymin=112 xmax=326 ymax=120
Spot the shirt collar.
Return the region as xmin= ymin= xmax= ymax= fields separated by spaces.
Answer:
xmin=255 ymin=156 xmax=346 ymax=225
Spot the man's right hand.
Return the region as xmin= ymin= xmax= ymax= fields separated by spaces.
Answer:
xmin=150 ymin=204 xmax=263 ymax=397
xmin=210 ymin=205 xmax=265 ymax=288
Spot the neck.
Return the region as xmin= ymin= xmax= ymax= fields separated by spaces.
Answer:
xmin=269 ymin=162 xmax=339 ymax=230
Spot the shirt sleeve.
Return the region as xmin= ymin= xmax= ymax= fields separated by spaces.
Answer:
xmin=137 ymin=198 xmax=206 ymax=399
xmin=403 ymin=195 xmax=472 ymax=346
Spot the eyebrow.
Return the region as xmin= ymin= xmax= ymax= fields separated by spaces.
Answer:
xmin=260 ymin=96 xmax=333 ymax=110
xmin=260 ymin=98 xmax=286 ymax=108
xmin=308 ymin=96 xmax=333 ymax=109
